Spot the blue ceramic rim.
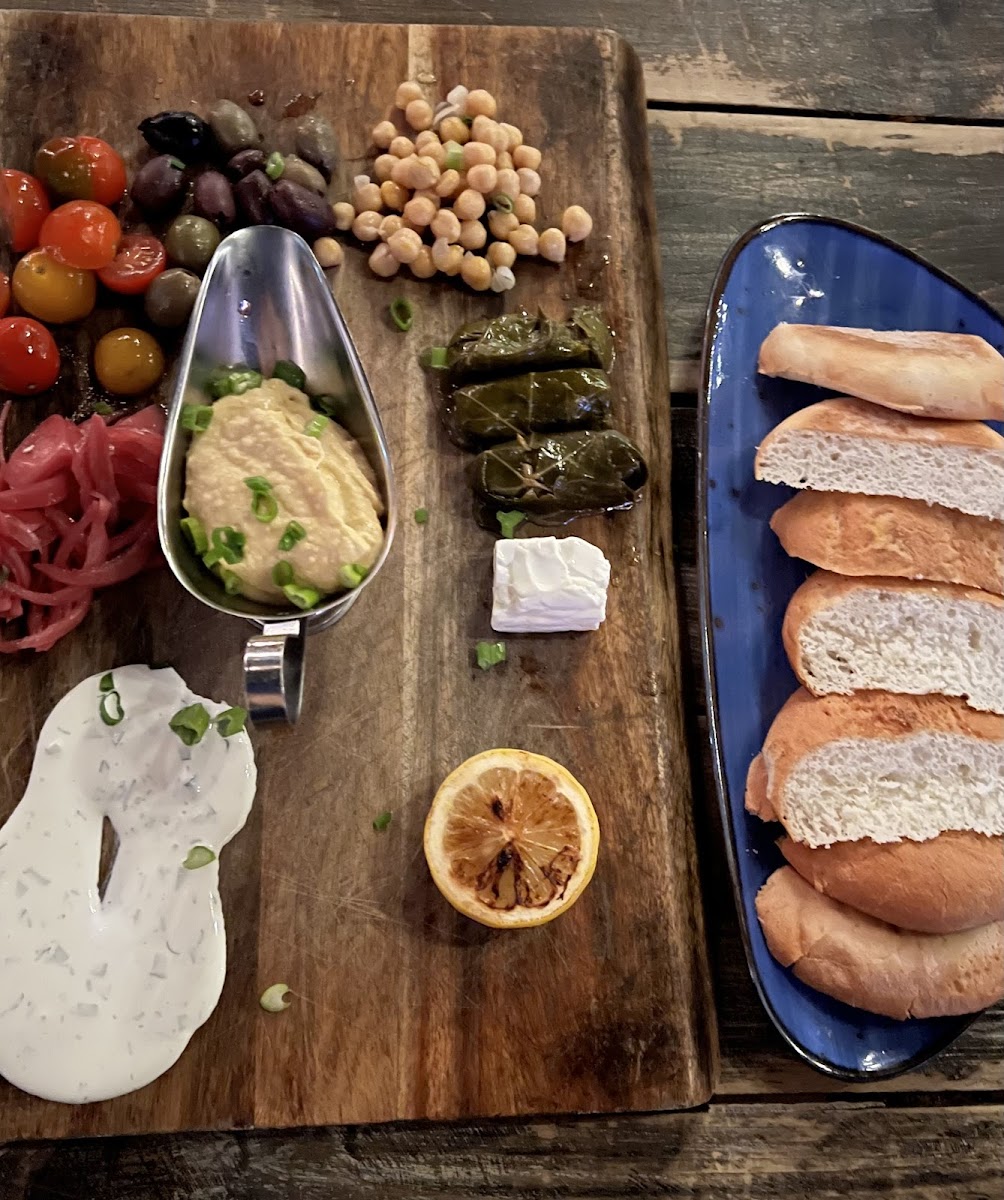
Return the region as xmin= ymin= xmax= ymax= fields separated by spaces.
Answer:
xmin=696 ymin=212 xmax=1002 ymax=1081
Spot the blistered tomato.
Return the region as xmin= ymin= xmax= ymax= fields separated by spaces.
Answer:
xmin=0 ymin=318 xmax=61 ymax=395
xmin=0 ymin=273 xmax=9 ymax=318
xmin=97 ymin=234 xmax=166 ymax=295
xmin=93 ymin=328 xmax=165 ymax=395
xmin=34 ymin=136 xmax=127 ymax=206
xmin=12 ymin=249 xmax=96 ymax=323
xmin=0 ymin=170 xmax=50 ymax=253
xmin=39 ymin=201 xmax=121 ymax=270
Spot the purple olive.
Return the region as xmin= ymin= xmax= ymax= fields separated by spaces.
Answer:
xmin=193 ymin=170 xmax=236 ymax=226
xmin=226 ymin=148 xmax=267 ymax=180
xmin=129 ymin=154 xmax=186 ymax=215
xmin=268 ymin=179 xmax=336 ymax=240
xmin=234 ymin=170 xmax=273 ymax=225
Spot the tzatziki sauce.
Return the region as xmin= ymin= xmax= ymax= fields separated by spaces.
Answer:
xmin=0 ymin=664 xmax=256 ymax=1104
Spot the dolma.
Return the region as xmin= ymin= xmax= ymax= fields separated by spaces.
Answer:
xmin=472 ymin=430 xmax=648 ymax=520
xmin=447 ymin=368 xmax=612 ymax=447
xmin=445 ymin=307 xmax=615 ymax=384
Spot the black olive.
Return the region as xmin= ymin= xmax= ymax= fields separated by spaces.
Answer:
xmin=294 ymin=115 xmax=339 ymax=181
xmin=234 ymin=171 xmax=274 ymax=225
xmin=193 ymin=171 xmax=236 ymax=226
xmin=139 ymin=111 xmax=214 ymax=161
xmin=129 ymin=155 xmax=186 ymax=215
xmin=226 ymin=148 xmax=267 ymax=180
xmin=269 ymin=179 xmax=337 ymax=240
xmin=144 ymin=268 xmax=201 ymax=328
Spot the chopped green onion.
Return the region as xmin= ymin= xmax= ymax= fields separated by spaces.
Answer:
xmin=215 ymin=706 xmax=248 ymax=738
xmin=260 ymin=983 xmax=291 ymax=1013
xmin=169 ymin=703 xmax=211 ymax=746
xmin=180 ymin=516 xmax=209 ymax=555
xmin=98 ymin=672 xmax=115 ymax=694
xmin=338 ymin=563 xmax=368 ymax=589
xmin=312 ymin=394 xmax=346 ymax=422
xmin=496 ymin=510 xmax=526 ymax=538
xmin=419 ymin=346 xmax=448 ymax=370
xmin=206 ymin=366 xmax=263 ymax=399
xmin=476 ymin=640 xmax=507 ymax=670
xmin=93 ymin=400 xmax=114 ymax=416
xmin=221 ymin=568 xmax=243 ymax=595
xmin=181 ymin=405 xmax=213 ymax=433
xmin=183 ymin=845 xmax=216 ymax=870
xmin=203 ymin=526 xmax=245 ymax=566
xmin=99 ymin=690 xmax=124 ymax=726
xmin=443 ymin=140 xmax=464 ymax=171
xmin=389 ymin=297 xmax=414 ymax=332
xmin=278 ymin=521 xmax=306 ymax=552
xmin=372 ymin=811 xmax=393 ymax=832
xmin=303 ymin=414 xmax=328 ymax=438
xmin=265 ymin=151 xmax=285 ymax=180
xmin=243 ymin=476 xmax=272 ymax=494
xmin=271 ymin=360 xmax=306 ymax=390
xmin=252 ymin=492 xmax=278 ymax=523
xmin=168 ymin=157 xmax=186 ymax=171
xmin=491 ymin=193 xmax=514 ymax=213
xmin=282 ymin=582 xmax=320 ymax=610
xmin=413 ymin=507 xmax=429 ymax=525
xmin=461 ymin=115 xmax=474 ymax=127
xmin=271 ymin=560 xmax=294 ymax=587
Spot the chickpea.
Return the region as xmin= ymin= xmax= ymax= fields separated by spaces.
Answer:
xmin=459 ymin=219 xmax=487 ymax=250
xmin=498 ymin=122 xmax=523 ymax=150
xmin=508 ymin=223 xmax=539 ymax=256
xmin=487 ymin=209 xmax=519 ymax=240
xmin=453 ymin=188 xmax=486 ymax=221
xmin=379 ymin=214 xmax=404 ymax=240
xmin=538 ymin=227 xmax=566 ymax=263
xmin=485 ymin=124 xmax=510 ymax=154
xmin=490 ymin=265 xmax=516 ymax=293
xmin=380 ymin=180 xmax=409 ymax=211
xmin=395 ymin=80 xmax=424 ymax=109
xmin=332 ymin=201 xmax=356 ymax=231
xmin=512 ymin=145 xmax=542 ymax=171
xmin=423 ymin=140 xmax=447 ymax=168
xmin=460 ymin=251 xmax=492 ymax=290
xmin=561 ymin=204 xmax=593 ymax=242
xmin=390 ymin=135 xmax=415 ymax=159
xmin=430 ymin=208 xmax=462 ymax=243
xmin=464 ymin=89 xmax=497 ymax=119
xmin=386 ymin=227 xmax=423 ymax=264
xmin=512 ymin=193 xmax=536 ymax=224
xmin=403 ymin=194 xmax=437 ymax=226
xmin=470 ymin=115 xmax=497 ymax=143
xmin=372 ymin=120 xmax=397 ymax=149
xmin=435 ymin=168 xmax=461 ymax=198
xmin=496 ymin=150 xmax=514 ymax=171
xmin=352 ymin=210 xmax=383 ymax=241
xmin=516 ymin=168 xmax=541 ymax=198
xmin=449 ymin=171 xmax=468 ymax=198
xmin=494 ymin=167 xmax=520 ymax=200
xmin=410 ymin=246 xmax=437 ymax=279
xmin=369 ymin=243 xmax=400 ymax=277
xmin=487 ymin=240 xmax=516 ymax=269
xmin=415 ymin=129 xmax=439 ymax=150
xmin=466 ymin=163 xmax=498 ymax=195
xmin=352 ymin=181 xmax=383 ymax=212
xmin=438 ymin=115 xmax=470 ymax=145
xmin=431 ymin=237 xmax=463 ymax=276
xmin=413 ymin=155 xmax=442 ymax=188
xmin=461 ymin=141 xmax=496 ymax=169
xmin=373 ymin=153 xmax=398 ymax=182
xmin=313 ymin=237 xmax=344 ymax=269
xmin=405 ymin=98 xmax=434 ymax=132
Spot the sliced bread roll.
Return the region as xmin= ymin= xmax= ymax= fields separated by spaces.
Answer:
xmin=778 ymin=832 xmax=1004 ymax=933
xmin=744 ymin=689 xmax=1004 ymax=847
xmin=782 ymin=572 xmax=1004 ymax=714
xmin=770 ymin=492 xmax=1004 ymax=597
xmin=754 ymin=397 xmax=1004 ymax=520
xmin=755 ymin=866 xmax=1004 ymax=1019
xmin=757 ymin=325 xmax=1004 ymax=422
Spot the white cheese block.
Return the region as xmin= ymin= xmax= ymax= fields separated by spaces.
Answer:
xmin=491 ymin=536 xmax=611 ymax=633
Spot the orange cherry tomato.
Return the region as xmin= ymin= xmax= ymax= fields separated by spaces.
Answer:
xmin=39 ymin=201 xmax=121 ymax=270
xmin=0 ymin=272 xmax=9 ymax=318
xmin=93 ymin=328 xmax=165 ymax=395
xmin=97 ymin=234 xmax=167 ymax=295
xmin=0 ymin=318 xmax=61 ymax=395
xmin=34 ymin=136 xmax=127 ymax=206
xmin=0 ymin=169 xmax=50 ymax=253
xmin=12 ymin=249 xmax=97 ymax=324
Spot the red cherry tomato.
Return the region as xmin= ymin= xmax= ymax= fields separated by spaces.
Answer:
xmin=97 ymin=233 xmax=167 ymax=295
xmin=34 ymin=136 xmax=127 ymax=206
xmin=39 ymin=201 xmax=121 ymax=270
xmin=0 ymin=272 xmax=9 ymax=318
xmin=0 ymin=318 xmax=61 ymax=395
xmin=0 ymin=169 xmax=50 ymax=253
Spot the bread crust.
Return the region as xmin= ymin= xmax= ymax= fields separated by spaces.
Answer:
xmin=770 ymin=492 xmax=1004 ymax=597
xmin=779 ymin=832 xmax=1004 ymax=933
xmin=755 ymin=866 xmax=1004 ymax=1018
xmin=757 ymin=325 xmax=1004 ymax=422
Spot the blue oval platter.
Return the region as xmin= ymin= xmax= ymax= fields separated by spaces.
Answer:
xmin=698 ymin=213 xmax=1004 ymax=1079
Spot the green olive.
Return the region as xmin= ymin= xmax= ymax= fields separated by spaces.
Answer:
xmin=164 ymin=216 xmax=221 ymax=273
xmin=144 ymin=268 xmax=201 ymax=328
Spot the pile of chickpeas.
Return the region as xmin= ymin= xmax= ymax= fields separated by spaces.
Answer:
xmin=330 ymin=82 xmax=593 ymax=291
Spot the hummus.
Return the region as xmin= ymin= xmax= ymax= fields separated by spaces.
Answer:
xmin=183 ymin=378 xmax=385 ymax=604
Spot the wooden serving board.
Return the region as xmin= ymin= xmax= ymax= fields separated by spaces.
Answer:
xmin=0 ymin=10 xmax=716 ymax=1139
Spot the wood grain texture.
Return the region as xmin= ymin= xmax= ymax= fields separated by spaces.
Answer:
xmin=0 ymin=10 xmax=715 ymax=1139
xmin=7 ymin=0 xmax=1004 ymax=117
xmin=2 ymin=1102 xmax=1002 ymax=1198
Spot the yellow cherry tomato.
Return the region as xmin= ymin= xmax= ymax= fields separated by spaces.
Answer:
xmin=12 ymin=248 xmax=96 ymax=323
xmin=93 ymin=328 xmax=165 ymax=395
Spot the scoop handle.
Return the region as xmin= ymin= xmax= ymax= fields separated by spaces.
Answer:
xmin=243 ymin=621 xmax=306 ymax=723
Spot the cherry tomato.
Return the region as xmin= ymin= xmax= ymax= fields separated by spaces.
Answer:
xmin=34 ymin=136 xmax=127 ymax=206
xmin=97 ymin=234 xmax=167 ymax=295
xmin=0 ymin=273 xmax=9 ymax=318
xmin=0 ymin=170 xmax=50 ymax=253
xmin=39 ymin=201 xmax=120 ymax=270
xmin=94 ymin=328 xmax=165 ymax=395
xmin=0 ymin=318 xmax=61 ymax=395
xmin=12 ymin=249 xmax=96 ymax=324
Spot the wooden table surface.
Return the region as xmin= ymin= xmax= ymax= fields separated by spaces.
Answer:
xmin=2 ymin=1 xmax=1002 ymax=1195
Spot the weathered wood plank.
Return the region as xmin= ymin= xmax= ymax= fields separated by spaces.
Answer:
xmin=6 ymin=0 xmax=1004 ymax=117
xmin=3 ymin=1103 xmax=1002 ymax=1197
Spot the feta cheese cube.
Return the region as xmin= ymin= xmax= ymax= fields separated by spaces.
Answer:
xmin=491 ymin=536 xmax=611 ymax=633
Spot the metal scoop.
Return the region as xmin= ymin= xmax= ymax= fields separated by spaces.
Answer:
xmin=157 ymin=226 xmax=396 ymax=724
